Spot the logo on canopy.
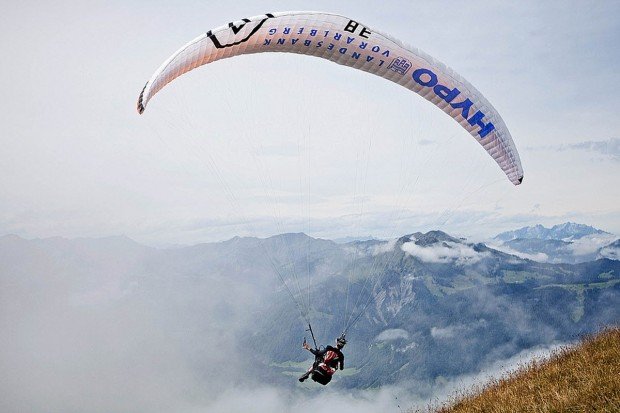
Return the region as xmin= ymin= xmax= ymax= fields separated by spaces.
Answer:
xmin=388 ymin=57 xmax=412 ymax=75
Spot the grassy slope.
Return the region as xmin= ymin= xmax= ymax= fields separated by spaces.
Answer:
xmin=426 ymin=327 xmax=620 ymax=413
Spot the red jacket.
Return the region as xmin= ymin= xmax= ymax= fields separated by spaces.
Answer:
xmin=310 ymin=345 xmax=344 ymax=375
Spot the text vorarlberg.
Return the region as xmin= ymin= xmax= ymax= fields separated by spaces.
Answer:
xmin=261 ymin=19 xmax=494 ymax=138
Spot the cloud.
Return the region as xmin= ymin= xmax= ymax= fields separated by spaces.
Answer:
xmin=375 ymin=328 xmax=410 ymax=341
xmin=599 ymin=243 xmax=620 ymax=260
xmin=568 ymin=138 xmax=620 ymax=161
xmin=417 ymin=138 xmax=436 ymax=146
xmin=431 ymin=319 xmax=490 ymax=340
xmin=564 ymin=233 xmax=618 ymax=256
xmin=0 ymin=236 xmax=264 ymax=413
xmin=205 ymin=386 xmax=424 ymax=413
xmin=431 ymin=326 xmax=457 ymax=339
xmin=401 ymin=240 xmax=488 ymax=265
xmin=528 ymin=138 xmax=620 ymax=162
xmin=487 ymin=242 xmax=549 ymax=262
xmin=372 ymin=238 xmax=397 ymax=256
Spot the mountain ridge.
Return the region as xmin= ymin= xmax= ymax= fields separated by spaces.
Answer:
xmin=1 ymin=227 xmax=618 ymax=393
xmin=495 ymin=222 xmax=609 ymax=242
xmin=492 ymin=223 xmax=617 ymax=264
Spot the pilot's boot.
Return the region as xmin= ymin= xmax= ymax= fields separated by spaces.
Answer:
xmin=298 ymin=371 xmax=311 ymax=382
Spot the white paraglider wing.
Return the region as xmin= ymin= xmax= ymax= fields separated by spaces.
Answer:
xmin=137 ymin=11 xmax=523 ymax=185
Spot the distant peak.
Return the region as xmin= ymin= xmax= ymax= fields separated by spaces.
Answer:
xmin=495 ymin=222 xmax=609 ymax=242
xmin=408 ymin=230 xmax=460 ymax=246
xmin=270 ymin=232 xmax=312 ymax=241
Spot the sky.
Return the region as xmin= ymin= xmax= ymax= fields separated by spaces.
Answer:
xmin=1 ymin=0 xmax=619 ymax=246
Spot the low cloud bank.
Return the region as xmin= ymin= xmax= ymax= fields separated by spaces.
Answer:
xmin=207 ymin=386 xmax=422 ymax=413
xmin=205 ymin=340 xmax=566 ymax=413
xmin=401 ymin=239 xmax=488 ymax=265
xmin=528 ymin=138 xmax=620 ymax=162
xmin=568 ymin=138 xmax=620 ymax=162
xmin=372 ymin=238 xmax=397 ymax=256
xmin=488 ymin=242 xmax=549 ymax=262
xmin=566 ymin=233 xmax=618 ymax=257
xmin=599 ymin=243 xmax=620 ymax=260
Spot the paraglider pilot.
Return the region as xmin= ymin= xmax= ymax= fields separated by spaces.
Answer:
xmin=299 ymin=335 xmax=346 ymax=384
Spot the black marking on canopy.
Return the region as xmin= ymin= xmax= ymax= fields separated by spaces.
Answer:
xmin=518 ymin=175 xmax=524 ymax=184
xmin=207 ymin=13 xmax=275 ymax=49
xmin=229 ymin=18 xmax=251 ymax=34
xmin=137 ymin=81 xmax=148 ymax=114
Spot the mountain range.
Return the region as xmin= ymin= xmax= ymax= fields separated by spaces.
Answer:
xmin=491 ymin=223 xmax=618 ymax=264
xmin=251 ymin=229 xmax=619 ymax=390
xmin=494 ymin=222 xmax=609 ymax=242
xmin=1 ymin=224 xmax=618 ymax=397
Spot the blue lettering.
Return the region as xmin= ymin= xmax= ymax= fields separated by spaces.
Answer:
xmin=352 ymin=52 xmax=361 ymax=59
xmin=412 ymin=68 xmax=438 ymax=87
xmin=409 ymin=68 xmax=490 ymax=136
xmin=304 ymin=40 xmax=311 ymax=46
xmin=277 ymin=38 xmax=285 ymax=45
xmin=310 ymin=29 xmax=317 ymax=36
xmin=298 ymin=28 xmax=304 ymax=35
xmin=334 ymin=33 xmax=342 ymax=41
xmin=339 ymin=47 xmax=347 ymax=54
xmin=263 ymin=39 xmax=271 ymax=46
xmin=382 ymin=50 xmax=390 ymax=57
xmin=434 ymin=85 xmax=460 ymax=103
xmin=269 ymin=28 xmax=276 ymax=35
xmin=347 ymin=37 xmax=355 ymax=44
xmin=316 ymin=41 xmax=323 ymax=47
xmin=291 ymin=38 xmax=299 ymax=45
xmin=323 ymin=30 xmax=330 ymax=37
xmin=468 ymin=111 xmax=495 ymax=138
xmin=372 ymin=46 xmax=380 ymax=53
xmin=451 ymin=98 xmax=473 ymax=119
xmin=366 ymin=56 xmax=374 ymax=62
xmin=283 ymin=27 xmax=291 ymax=35
xmin=359 ymin=42 xmax=368 ymax=49
xmin=328 ymin=43 xmax=335 ymax=50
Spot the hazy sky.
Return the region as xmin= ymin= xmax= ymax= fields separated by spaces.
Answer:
xmin=1 ymin=0 xmax=619 ymax=245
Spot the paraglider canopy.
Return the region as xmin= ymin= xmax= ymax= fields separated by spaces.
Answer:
xmin=137 ymin=11 xmax=523 ymax=185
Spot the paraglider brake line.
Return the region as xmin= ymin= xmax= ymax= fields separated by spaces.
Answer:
xmin=306 ymin=323 xmax=318 ymax=350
